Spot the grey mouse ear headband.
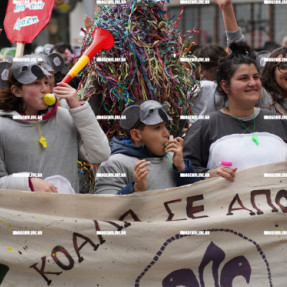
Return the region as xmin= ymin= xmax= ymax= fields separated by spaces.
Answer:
xmin=0 ymin=61 xmax=12 ymax=88
xmin=11 ymin=60 xmax=50 ymax=85
xmin=255 ymin=51 xmax=271 ymax=71
xmin=24 ymin=53 xmax=65 ymax=73
xmin=255 ymin=47 xmax=287 ymax=71
xmin=46 ymin=53 xmax=65 ymax=73
xmin=0 ymin=58 xmax=54 ymax=89
xmin=120 ymin=101 xmax=172 ymax=130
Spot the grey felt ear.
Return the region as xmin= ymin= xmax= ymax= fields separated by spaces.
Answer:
xmin=255 ymin=51 xmax=270 ymax=72
xmin=61 ymin=61 xmax=72 ymax=75
xmin=47 ymin=53 xmax=65 ymax=73
xmin=120 ymin=105 xmax=140 ymax=130
xmin=162 ymin=103 xmax=170 ymax=112
xmin=0 ymin=61 xmax=12 ymax=88
xmin=161 ymin=104 xmax=172 ymax=121
xmin=31 ymin=65 xmax=45 ymax=79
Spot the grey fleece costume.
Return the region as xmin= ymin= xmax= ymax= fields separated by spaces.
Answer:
xmin=0 ymin=102 xmax=110 ymax=192
xmin=94 ymin=137 xmax=199 ymax=195
xmin=94 ymin=138 xmax=176 ymax=194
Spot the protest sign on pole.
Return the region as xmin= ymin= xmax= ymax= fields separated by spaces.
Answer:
xmin=3 ymin=0 xmax=55 ymax=57
xmin=0 ymin=162 xmax=287 ymax=286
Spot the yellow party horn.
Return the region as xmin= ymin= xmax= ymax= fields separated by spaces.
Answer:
xmin=43 ymin=93 xmax=56 ymax=106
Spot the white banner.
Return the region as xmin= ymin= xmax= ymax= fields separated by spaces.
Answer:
xmin=0 ymin=162 xmax=287 ymax=286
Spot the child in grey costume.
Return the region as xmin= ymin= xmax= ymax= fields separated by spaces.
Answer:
xmin=94 ymin=101 xmax=200 ymax=195
xmin=0 ymin=57 xmax=110 ymax=193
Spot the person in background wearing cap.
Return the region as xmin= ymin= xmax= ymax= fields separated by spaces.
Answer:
xmin=94 ymin=100 xmax=200 ymax=195
xmin=0 ymin=58 xmax=110 ymax=193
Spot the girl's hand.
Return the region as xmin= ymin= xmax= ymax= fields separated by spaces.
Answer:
xmin=53 ymin=82 xmax=81 ymax=109
xmin=216 ymin=0 xmax=232 ymax=9
xmin=209 ymin=166 xmax=237 ymax=182
xmin=133 ymin=160 xmax=150 ymax=192
xmin=165 ymin=137 xmax=185 ymax=171
xmin=31 ymin=178 xmax=58 ymax=193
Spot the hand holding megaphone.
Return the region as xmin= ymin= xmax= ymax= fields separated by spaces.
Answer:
xmin=62 ymin=28 xmax=114 ymax=84
xmin=47 ymin=81 xmax=83 ymax=109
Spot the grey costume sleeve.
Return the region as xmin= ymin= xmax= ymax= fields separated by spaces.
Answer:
xmin=226 ymin=28 xmax=246 ymax=47
xmin=94 ymin=160 xmax=130 ymax=194
xmin=69 ymin=102 xmax=111 ymax=164
xmin=0 ymin=146 xmax=31 ymax=190
xmin=192 ymin=81 xmax=223 ymax=116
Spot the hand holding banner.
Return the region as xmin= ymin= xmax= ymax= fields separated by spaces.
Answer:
xmin=0 ymin=162 xmax=286 ymax=286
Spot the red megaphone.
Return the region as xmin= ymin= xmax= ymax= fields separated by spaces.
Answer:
xmin=62 ymin=28 xmax=114 ymax=84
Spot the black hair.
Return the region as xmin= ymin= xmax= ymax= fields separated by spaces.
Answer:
xmin=262 ymin=41 xmax=280 ymax=52
xmin=192 ymin=44 xmax=226 ymax=81
xmin=193 ymin=43 xmax=227 ymax=70
xmin=0 ymin=72 xmax=25 ymax=113
xmin=51 ymin=42 xmax=73 ymax=54
xmin=216 ymin=42 xmax=258 ymax=103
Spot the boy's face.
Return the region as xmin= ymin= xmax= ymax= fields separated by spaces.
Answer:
xmin=135 ymin=122 xmax=170 ymax=156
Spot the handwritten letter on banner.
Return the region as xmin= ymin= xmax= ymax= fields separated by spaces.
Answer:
xmin=0 ymin=162 xmax=287 ymax=286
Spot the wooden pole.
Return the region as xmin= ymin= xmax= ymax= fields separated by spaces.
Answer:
xmin=15 ymin=43 xmax=25 ymax=58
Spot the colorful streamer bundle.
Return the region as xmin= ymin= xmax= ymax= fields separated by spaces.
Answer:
xmin=78 ymin=161 xmax=98 ymax=194
xmin=79 ymin=0 xmax=199 ymax=139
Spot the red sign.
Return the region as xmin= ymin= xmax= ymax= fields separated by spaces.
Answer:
xmin=4 ymin=0 xmax=55 ymax=43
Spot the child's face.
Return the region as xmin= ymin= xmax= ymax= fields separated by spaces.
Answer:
xmin=137 ymin=122 xmax=170 ymax=156
xmin=14 ymin=77 xmax=50 ymax=115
